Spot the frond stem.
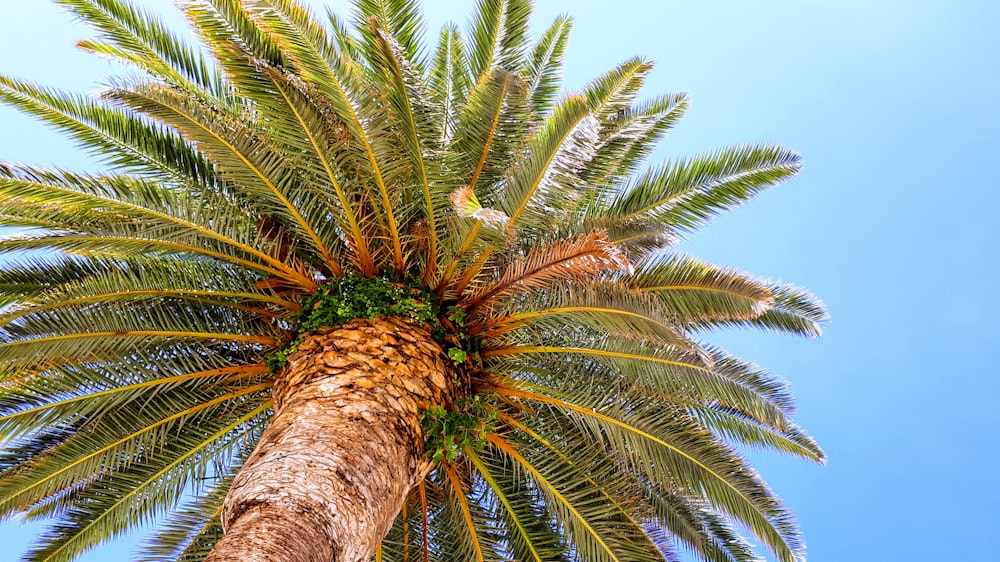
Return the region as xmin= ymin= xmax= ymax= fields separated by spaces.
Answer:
xmin=443 ymin=461 xmax=486 ymax=562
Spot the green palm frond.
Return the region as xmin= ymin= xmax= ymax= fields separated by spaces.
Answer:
xmin=249 ymin=0 xmax=407 ymax=272
xmin=487 ymin=433 xmax=627 ymax=562
xmin=0 ymin=363 xmax=269 ymax=443
xmin=0 ymin=258 xmax=110 ymax=308
xmin=492 ymin=383 xmax=802 ymax=562
xmin=453 ymin=69 xmax=532 ymax=203
xmin=478 ymin=280 xmax=688 ymax=347
xmin=0 ymin=231 xmax=306 ymax=289
xmin=0 ymin=384 xmax=268 ymax=520
xmin=584 ymin=92 xmax=691 ymax=187
xmin=466 ymin=447 xmax=568 ymax=562
xmin=499 ymin=414 xmax=669 ymax=560
xmin=693 ymin=281 xmax=828 ymax=337
xmin=485 ymin=344 xmax=793 ymax=445
xmin=498 ymin=95 xmax=600 ymax=230
xmin=0 ymin=77 xmax=217 ymax=183
xmin=138 ymin=474 xmax=231 ymax=562
xmin=523 ymin=16 xmax=572 ymax=112
xmin=56 ymin=0 xmax=223 ymax=95
xmin=584 ymin=57 xmax=654 ymax=121
xmin=368 ymin=22 xmax=448 ymax=282
xmin=440 ymin=462 xmax=493 ymax=562
xmin=0 ymin=257 xmax=294 ymax=328
xmin=601 ymin=143 xmax=802 ymax=238
xmin=466 ymin=0 xmax=532 ymax=80
xmin=430 ymin=24 xmax=470 ymax=144
xmin=629 ymin=252 xmax=774 ymax=325
xmin=647 ymin=488 xmax=759 ymax=562
xmin=109 ymin=83 xmax=341 ymax=274
xmin=23 ymin=400 xmax=269 ymax=562
xmin=438 ymin=68 xmax=533 ymax=285
xmin=0 ymin=165 xmax=276 ymax=261
xmin=354 ymin=0 xmax=426 ymax=73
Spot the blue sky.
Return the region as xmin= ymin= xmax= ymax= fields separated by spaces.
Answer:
xmin=1 ymin=0 xmax=997 ymax=560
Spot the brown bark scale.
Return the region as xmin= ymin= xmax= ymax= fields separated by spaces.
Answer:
xmin=205 ymin=317 xmax=455 ymax=562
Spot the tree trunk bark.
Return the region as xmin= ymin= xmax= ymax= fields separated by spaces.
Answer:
xmin=205 ymin=317 xmax=454 ymax=562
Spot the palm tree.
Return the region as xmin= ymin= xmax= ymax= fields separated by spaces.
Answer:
xmin=0 ymin=0 xmax=827 ymax=560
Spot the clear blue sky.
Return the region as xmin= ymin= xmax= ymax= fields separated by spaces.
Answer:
xmin=1 ymin=0 xmax=997 ymax=560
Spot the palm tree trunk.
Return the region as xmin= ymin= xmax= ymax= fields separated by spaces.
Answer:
xmin=205 ymin=317 xmax=454 ymax=562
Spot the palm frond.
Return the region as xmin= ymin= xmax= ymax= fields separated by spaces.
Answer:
xmin=368 ymin=23 xmax=447 ymax=282
xmin=601 ymin=144 xmax=801 ymax=238
xmin=693 ymin=282 xmax=828 ymax=337
xmin=22 ymin=400 xmax=269 ymax=562
xmin=466 ymin=0 xmax=532 ymax=80
xmin=466 ymin=447 xmax=568 ymax=562
xmin=0 ymin=231 xmax=308 ymax=288
xmin=487 ymin=434 xmax=625 ymax=562
xmin=0 ymin=301 xmax=274 ymax=371
xmin=465 ymin=230 xmax=627 ymax=312
xmin=0 ymin=384 xmax=267 ymax=521
xmin=499 ymin=413 xmax=670 ymax=560
xmin=109 ymin=82 xmax=340 ymax=275
xmin=478 ymin=280 xmax=688 ymax=348
xmin=0 ymin=258 xmax=294 ymax=330
xmin=0 ymin=76 xmax=216 ymax=184
xmin=0 ymin=165 xmax=301 ymax=281
xmin=441 ymin=463 xmax=489 ymax=562
xmin=628 ymin=253 xmax=773 ymax=325
xmin=186 ymin=0 xmax=375 ymax=275
xmin=429 ymin=24 xmax=470 ymax=145
xmin=498 ymin=95 xmax=600 ymax=230
xmin=584 ymin=92 xmax=691 ymax=187
xmin=354 ymin=0 xmax=426 ymax=73
xmin=523 ymin=16 xmax=572 ymax=112
xmin=248 ymin=0 xmax=407 ymax=273
xmin=138 ymin=477 xmax=230 ymax=562
xmin=584 ymin=57 xmax=654 ymax=120
xmin=0 ymin=363 xmax=268 ymax=444
xmin=439 ymin=68 xmax=532 ymax=282
xmin=647 ymin=488 xmax=760 ymax=562
xmin=56 ymin=0 xmax=223 ymax=95
xmin=491 ymin=384 xmax=803 ymax=562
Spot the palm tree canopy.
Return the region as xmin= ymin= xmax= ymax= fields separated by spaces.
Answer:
xmin=0 ymin=0 xmax=827 ymax=561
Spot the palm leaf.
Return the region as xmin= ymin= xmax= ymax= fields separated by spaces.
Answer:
xmin=368 ymin=24 xmax=447 ymax=282
xmin=248 ymin=0 xmax=406 ymax=272
xmin=429 ymin=24 xmax=470 ymax=144
xmin=466 ymin=0 xmax=532 ymax=80
xmin=23 ymin=400 xmax=269 ymax=562
xmin=0 ymin=76 xmax=217 ymax=184
xmin=523 ymin=16 xmax=573 ymax=112
xmin=602 ymin=144 xmax=801 ymax=238
xmin=693 ymin=282 xmax=828 ymax=337
xmin=109 ymin=83 xmax=340 ymax=275
xmin=491 ymin=384 xmax=803 ymax=562
xmin=498 ymin=95 xmax=600 ymax=230
xmin=56 ymin=0 xmax=222 ymax=94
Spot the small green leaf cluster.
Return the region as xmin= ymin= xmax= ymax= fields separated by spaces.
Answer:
xmin=298 ymin=275 xmax=438 ymax=332
xmin=447 ymin=347 xmax=468 ymax=365
xmin=445 ymin=305 xmax=466 ymax=326
xmin=265 ymin=338 xmax=301 ymax=371
xmin=421 ymin=396 xmax=498 ymax=464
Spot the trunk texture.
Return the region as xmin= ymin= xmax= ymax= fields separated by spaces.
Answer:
xmin=205 ymin=317 xmax=454 ymax=562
